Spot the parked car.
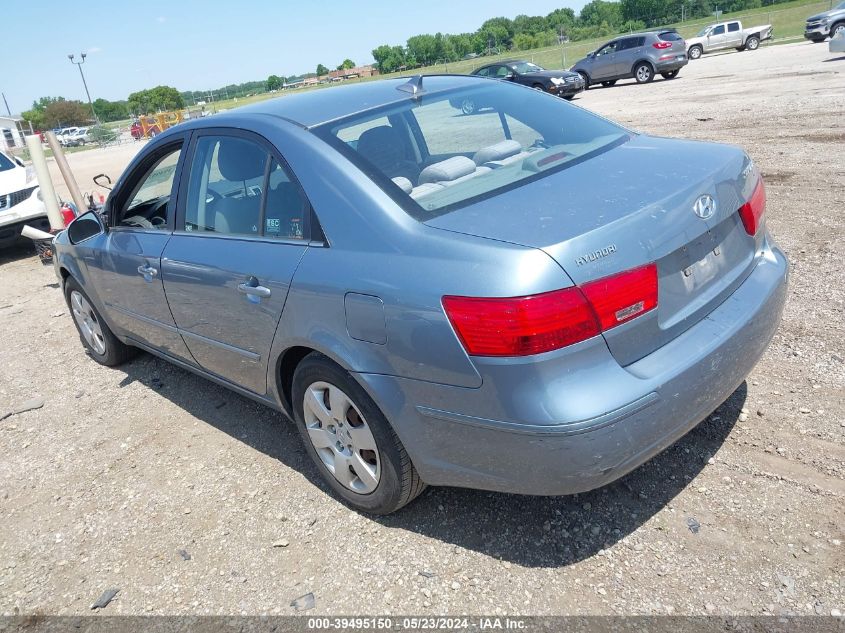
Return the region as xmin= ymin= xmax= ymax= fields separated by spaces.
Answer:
xmin=57 ymin=127 xmax=79 ymax=146
xmin=53 ymin=75 xmax=787 ymax=514
xmin=805 ymin=0 xmax=845 ymax=42
xmin=571 ymin=30 xmax=688 ymax=87
xmin=64 ymin=127 xmax=91 ymax=146
xmin=451 ymin=60 xmax=585 ymax=113
xmin=0 ymin=151 xmax=50 ymax=249
xmin=686 ymin=20 xmax=774 ymax=59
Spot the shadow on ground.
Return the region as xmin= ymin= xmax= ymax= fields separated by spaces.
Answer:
xmin=117 ymin=351 xmax=743 ymax=568
xmin=0 ymin=243 xmax=38 ymax=267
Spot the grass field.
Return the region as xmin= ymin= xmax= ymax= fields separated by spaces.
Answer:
xmin=195 ymin=0 xmax=831 ymax=115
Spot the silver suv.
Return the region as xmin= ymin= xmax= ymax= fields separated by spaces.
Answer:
xmin=571 ymin=30 xmax=688 ymax=88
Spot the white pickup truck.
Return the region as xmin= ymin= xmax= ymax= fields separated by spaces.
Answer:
xmin=686 ymin=20 xmax=774 ymax=59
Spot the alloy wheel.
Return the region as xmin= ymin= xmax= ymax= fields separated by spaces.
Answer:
xmin=636 ymin=65 xmax=652 ymax=82
xmin=302 ymin=381 xmax=381 ymax=494
xmin=460 ymin=99 xmax=476 ymax=115
xmin=70 ymin=290 xmax=106 ymax=355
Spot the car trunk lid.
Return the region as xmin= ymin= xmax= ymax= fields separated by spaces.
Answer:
xmin=426 ymin=135 xmax=761 ymax=365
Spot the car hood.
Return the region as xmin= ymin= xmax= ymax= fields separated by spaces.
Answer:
xmin=808 ymin=9 xmax=842 ymax=19
xmin=523 ymin=70 xmax=580 ymax=80
xmin=0 ymin=166 xmax=28 ymax=195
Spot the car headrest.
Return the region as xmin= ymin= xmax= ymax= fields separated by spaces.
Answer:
xmin=356 ymin=126 xmax=404 ymax=167
xmin=391 ymin=177 xmax=413 ymax=193
xmin=418 ymin=156 xmax=476 ymax=185
xmin=472 ymin=140 xmax=523 ymax=165
xmin=217 ymin=138 xmax=267 ymax=182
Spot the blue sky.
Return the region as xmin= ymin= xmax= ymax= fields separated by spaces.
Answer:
xmin=3 ymin=0 xmax=585 ymax=115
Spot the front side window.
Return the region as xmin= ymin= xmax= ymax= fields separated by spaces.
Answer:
xmin=597 ymin=42 xmax=617 ymax=55
xmin=116 ymin=144 xmax=181 ymax=229
xmin=316 ymin=81 xmax=628 ymax=219
xmin=512 ymin=61 xmax=543 ymax=74
xmin=712 ymin=25 xmax=726 ymax=35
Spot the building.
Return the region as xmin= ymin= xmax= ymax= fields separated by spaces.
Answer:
xmin=0 ymin=116 xmax=31 ymax=151
xmin=325 ymin=65 xmax=379 ymax=81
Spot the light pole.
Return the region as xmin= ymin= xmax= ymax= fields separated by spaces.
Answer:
xmin=68 ymin=53 xmax=99 ymax=124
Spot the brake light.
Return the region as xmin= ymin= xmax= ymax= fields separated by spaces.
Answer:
xmin=738 ymin=177 xmax=766 ymax=235
xmin=442 ymin=264 xmax=658 ymax=357
xmin=652 ymin=41 xmax=673 ymax=49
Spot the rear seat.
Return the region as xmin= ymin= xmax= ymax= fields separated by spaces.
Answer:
xmin=411 ymin=156 xmax=491 ymax=199
xmin=472 ymin=139 xmax=535 ymax=168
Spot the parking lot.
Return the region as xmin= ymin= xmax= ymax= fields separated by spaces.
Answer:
xmin=0 ymin=41 xmax=843 ymax=616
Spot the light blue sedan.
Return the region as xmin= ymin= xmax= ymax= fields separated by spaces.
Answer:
xmin=54 ymin=75 xmax=787 ymax=513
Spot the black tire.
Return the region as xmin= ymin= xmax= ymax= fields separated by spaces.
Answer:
xmin=563 ymin=94 xmax=575 ymax=100
xmin=634 ymin=62 xmax=654 ymax=84
xmin=532 ymin=83 xmax=546 ymax=91
xmin=689 ymin=45 xmax=703 ymax=60
xmin=292 ymin=353 xmax=426 ymax=514
xmin=736 ymin=46 xmax=746 ymax=51
xmin=601 ymin=80 xmax=617 ymax=87
xmin=577 ymin=71 xmax=591 ymax=89
xmin=661 ymin=70 xmax=679 ymax=79
xmin=460 ymin=98 xmax=476 ymax=115
xmin=810 ymin=37 xmax=826 ymax=43
xmin=745 ymin=35 xmax=760 ymax=50
xmin=64 ymin=277 xmax=137 ymax=366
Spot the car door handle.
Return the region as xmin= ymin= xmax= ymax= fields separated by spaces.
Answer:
xmin=238 ymin=281 xmax=271 ymax=298
xmin=137 ymin=263 xmax=158 ymax=280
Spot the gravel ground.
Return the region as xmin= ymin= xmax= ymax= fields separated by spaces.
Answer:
xmin=0 ymin=42 xmax=843 ymax=617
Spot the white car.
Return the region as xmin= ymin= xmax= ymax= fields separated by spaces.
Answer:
xmin=64 ymin=127 xmax=91 ymax=146
xmin=0 ymin=151 xmax=50 ymax=249
xmin=686 ymin=20 xmax=774 ymax=59
xmin=57 ymin=127 xmax=79 ymax=146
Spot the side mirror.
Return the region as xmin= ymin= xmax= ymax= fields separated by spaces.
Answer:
xmin=504 ymin=73 xmax=515 ymax=80
xmin=67 ymin=210 xmax=106 ymax=244
xmin=93 ymin=173 xmax=112 ymax=190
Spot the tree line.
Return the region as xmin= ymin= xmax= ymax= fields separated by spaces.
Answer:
xmin=372 ymin=0 xmax=792 ymax=72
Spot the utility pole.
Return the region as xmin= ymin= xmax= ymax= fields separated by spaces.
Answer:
xmin=68 ymin=53 xmax=100 ymax=124
xmin=1 ymin=92 xmax=10 ymax=117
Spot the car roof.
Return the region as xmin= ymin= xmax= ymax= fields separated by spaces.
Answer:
xmin=223 ymin=74 xmax=486 ymax=129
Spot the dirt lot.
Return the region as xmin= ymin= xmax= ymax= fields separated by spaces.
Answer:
xmin=1 ymin=42 xmax=843 ymax=617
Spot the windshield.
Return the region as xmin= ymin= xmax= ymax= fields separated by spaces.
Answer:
xmin=696 ymin=26 xmax=711 ymax=36
xmin=513 ymin=61 xmax=544 ymax=74
xmin=0 ymin=152 xmax=15 ymax=172
xmin=315 ymin=81 xmax=629 ymax=220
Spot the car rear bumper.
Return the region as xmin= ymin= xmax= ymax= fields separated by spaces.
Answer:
xmin=655 ymin=56 xmax=688 ymax=72
xmin=358 ymin=236 xmax=788 ymax=495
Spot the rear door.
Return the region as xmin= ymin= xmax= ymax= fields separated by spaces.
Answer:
xmin=613 ymin=37 xmax=642 ymax=75
xmin=726 ymin=21 xmax=743 ymax=48
xmin=89 ymin=137 xmax=194 ymax=361
xmin=161 ymin=130 xmax=310 ymax=394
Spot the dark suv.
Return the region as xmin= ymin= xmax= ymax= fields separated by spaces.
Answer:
xmin=571 ymin=30 xmax=688 ymax=88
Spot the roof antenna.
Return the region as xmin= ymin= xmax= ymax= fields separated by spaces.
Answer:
xmin=397 ymin=75 xmax=424 ymax=98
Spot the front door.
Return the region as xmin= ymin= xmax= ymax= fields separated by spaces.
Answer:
xmin=706 ymin=24 xmax=727 ymax=51
xmin=591 ymin=41 xmax=619 ymax=79
xmin=90 ymin=138 xmax=194 ymax=361
xmin=161 ymin=131 xmax=310 ymax=393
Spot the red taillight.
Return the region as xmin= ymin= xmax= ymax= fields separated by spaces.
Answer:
xmin=652 ymin=41 xmax=672 ymax=49
xmin=442 ymin=264 xmax=658 ymax=357
xmin=442 ymin=288 xmax=600 ymax=357
xmin=580 ymin=264 xmax=658 ymax=331
xmin=738 ymin=178 xmax=766 ymax=236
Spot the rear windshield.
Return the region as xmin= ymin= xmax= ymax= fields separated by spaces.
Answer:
xmin=314 ymin=81 xmax=628 ymax=220
xmin=658 ymin=31 xmax=683 ymax=41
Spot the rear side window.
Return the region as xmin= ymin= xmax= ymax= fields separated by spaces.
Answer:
xmin=184 ymin=135 xmax=308 ymax=240
xmin=728 ymin=22 xmax=740 ymax=32
xmin=658 ymin=31 xmax=683 ymax=41
xmin=616 ymin=37 xmax=642 ymax=51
